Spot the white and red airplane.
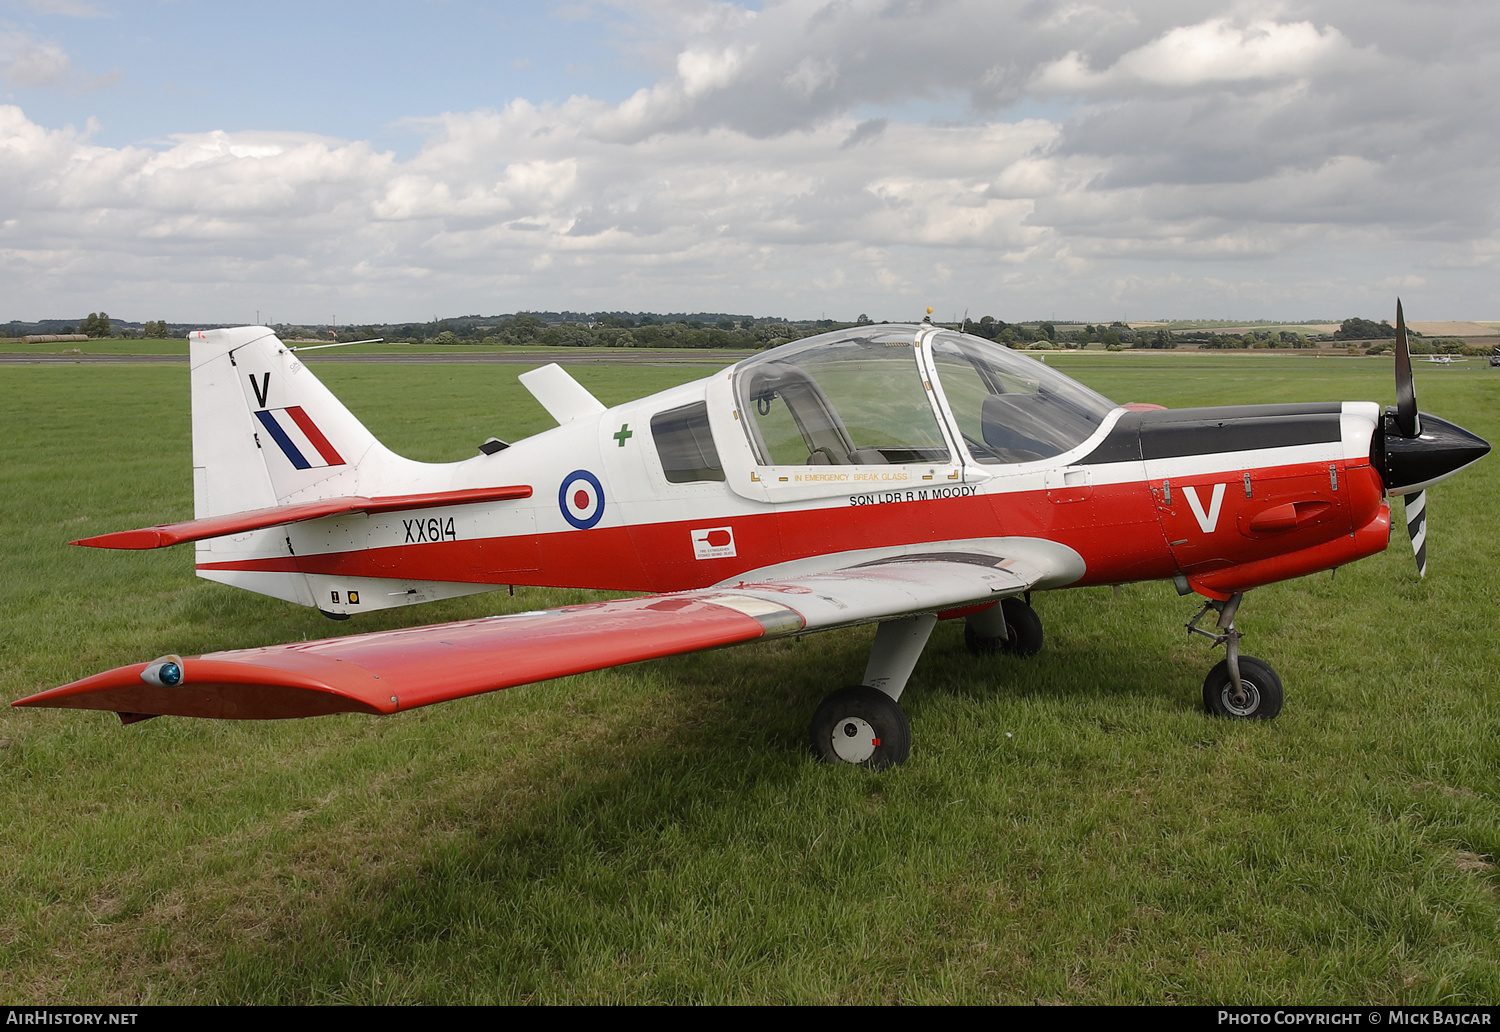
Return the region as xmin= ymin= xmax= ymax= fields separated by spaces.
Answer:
xmin=14 ymin=304 xmax=1489 ymax=768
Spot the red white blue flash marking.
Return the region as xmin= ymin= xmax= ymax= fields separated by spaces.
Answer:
xmin=255 ymin=406 xmax=346 ymax=470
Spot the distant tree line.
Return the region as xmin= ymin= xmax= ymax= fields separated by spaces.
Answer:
xmin=1186 ymin=329 xmax=1318 ymax=350
xmin=1332 ymin=317 xmax=1397 ymax=341
xmin=967 ymin=316 xmax=1060 ymax=346
xmin=5 ymin=310 xmax=1492 ymax=356
xmin=3 ymin=313 xmax=174 ymax=338
xmin=323 ymin=312 xmax=857 ymax=350
xmin=967 ymin=319 xmax=1175 ymax=350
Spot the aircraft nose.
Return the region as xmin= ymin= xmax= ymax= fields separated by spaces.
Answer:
xmin=1378 ymin=410 xmax=1491 ymax=495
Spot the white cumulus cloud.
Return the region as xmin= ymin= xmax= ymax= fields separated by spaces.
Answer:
xmin=0 ymin=27 xmax=72 ymax=88
xmin=1034 ymin=17 xmax=1369 ymax=93
xmin=3 ymin=1 xmax=1500 ymax=321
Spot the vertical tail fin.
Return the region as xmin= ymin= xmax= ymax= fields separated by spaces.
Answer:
xmin=189 ymin=327 xmax=386 ymax=518
xmin=189 ymin=327 xmax=397 ymax=610
xmin=175 ymin=327 xmax=501 ymax=615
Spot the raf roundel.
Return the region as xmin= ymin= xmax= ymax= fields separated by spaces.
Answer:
xmin=558 ymin=469 xmax=605 ymax=530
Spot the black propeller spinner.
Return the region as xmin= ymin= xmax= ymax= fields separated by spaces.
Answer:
xmin=1378 ymin=299 xmax=1490 ymax=576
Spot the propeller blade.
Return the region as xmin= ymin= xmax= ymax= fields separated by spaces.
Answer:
xmin=1403 ymin=491 xmax=1428 ymax=578
xmin=1395 ymin=303 xmax=1426 ymax=576
xmin=1394 ymin=298 xmax=1420 ymax=438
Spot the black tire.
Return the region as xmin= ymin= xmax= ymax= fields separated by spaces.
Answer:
xmin=1202 ymin=655 xmax=1284 ymax=720
xmin=964 ymin=597 xmax=1044 ymax=658
xmin=809 ymin=685 xmax=911 ymax=769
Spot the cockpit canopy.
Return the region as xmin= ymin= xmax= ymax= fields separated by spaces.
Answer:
xmin=732 ymin=325 xmax=1117 ymax=467
xmin=736 ymin=326 xmax=950 ymax=466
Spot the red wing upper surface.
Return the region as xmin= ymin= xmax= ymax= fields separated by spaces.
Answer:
xmin=15 ymin=545 xmax=1062 ymax=721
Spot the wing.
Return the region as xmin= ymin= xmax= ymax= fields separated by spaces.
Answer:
xmin=14 ymin=540 xmax=1080 ymax=722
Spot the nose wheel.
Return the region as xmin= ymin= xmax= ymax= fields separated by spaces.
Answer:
xmin=1202 ymin=655 xmax=1283 ymax=719
xmin=1187 ymin=592 xmax=1284 ymax=720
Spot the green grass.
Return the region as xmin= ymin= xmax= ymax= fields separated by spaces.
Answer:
xmin=2 ymin=355 xmax=1498 ymax=1003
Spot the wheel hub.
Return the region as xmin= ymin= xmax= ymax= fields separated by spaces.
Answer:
xmin=830 ymin=715 xmax=878 ymax=763
xmin=1222 ymin=681 xmax=1260 ymax=716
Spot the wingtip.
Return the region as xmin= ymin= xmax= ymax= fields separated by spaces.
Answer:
xmin=14 ymin=657 xmax=392 ymax=719
xmin=71 ymin=528 xmax=172 ymax=549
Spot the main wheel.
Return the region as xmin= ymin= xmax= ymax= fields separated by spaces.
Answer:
xmin=1202 ymin=655 xmax=1283 ymax=720
xmin=964 ymin=597 xmax=1044 ymax=658
xmin=809 ymin=686 xmax=911 ymax=769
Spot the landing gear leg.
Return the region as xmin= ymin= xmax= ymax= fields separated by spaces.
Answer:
xmin=1187 ymin=593 xmax=1283 ymax=720
xmin=809 ymin=614 xmax=935 ymax=769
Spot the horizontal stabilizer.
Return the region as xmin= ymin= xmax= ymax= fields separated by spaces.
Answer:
xmin=74 ymin=485 xmax=533 ymax=550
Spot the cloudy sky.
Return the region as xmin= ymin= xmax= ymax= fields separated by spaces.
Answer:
xmin=2 ymin=0 xmax=1498 ymax=324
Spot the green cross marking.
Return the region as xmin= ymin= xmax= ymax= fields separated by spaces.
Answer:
xmin=613 ymin=423 xmax=633 ymax=447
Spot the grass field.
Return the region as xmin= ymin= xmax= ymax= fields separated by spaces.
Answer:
xmin=2 ymin=353 xmax=1498 ymax=1004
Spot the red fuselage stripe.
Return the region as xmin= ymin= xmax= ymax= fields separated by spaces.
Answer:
xmin=196 ymin=460 xmax=1387 ymax=596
